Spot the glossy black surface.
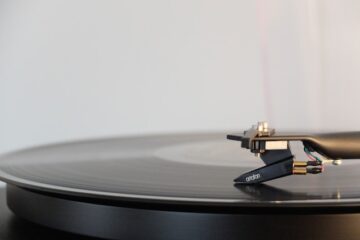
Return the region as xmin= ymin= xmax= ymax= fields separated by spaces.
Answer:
xmin=0 ymin=186 xmax=93 ymax=240
xmin=0 ymin=133 xmax=360 ymax=207
xmin=7 ymin=185 xmax=360 ymax=240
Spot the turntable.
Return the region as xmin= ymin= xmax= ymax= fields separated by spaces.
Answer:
xmin=1 ymin=122 xmax=360 ymax=240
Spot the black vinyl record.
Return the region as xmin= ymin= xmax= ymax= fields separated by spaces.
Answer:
xmin=0 ymin=133 xmax=359 ymax=208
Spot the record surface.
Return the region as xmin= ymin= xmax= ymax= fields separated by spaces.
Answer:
xmin=0 ymin=133 xmax=359 ymax=207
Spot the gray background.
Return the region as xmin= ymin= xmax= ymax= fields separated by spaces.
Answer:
xmin=1 ymin=0 xmax=360 ymax=154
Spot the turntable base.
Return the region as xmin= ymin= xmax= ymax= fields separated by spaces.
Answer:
xmin=5 ymin=185 xmax=360 ymax=240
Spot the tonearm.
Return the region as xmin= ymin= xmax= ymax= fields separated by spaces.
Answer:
xmin=228 ymin=122 xmax=360 ymax=184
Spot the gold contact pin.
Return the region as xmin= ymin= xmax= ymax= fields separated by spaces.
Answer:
xmin=293 ymin=167 xmax=307 ymax=175
xmin=293 ymin=161 xmax=307 ymax=167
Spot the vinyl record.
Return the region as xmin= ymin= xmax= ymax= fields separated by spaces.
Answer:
xmin=0 ymin=133 xmax=359 ymax=207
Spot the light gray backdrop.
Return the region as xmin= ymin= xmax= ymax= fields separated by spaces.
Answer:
xmin=1 ymin=0 xmax=360 ymax=154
